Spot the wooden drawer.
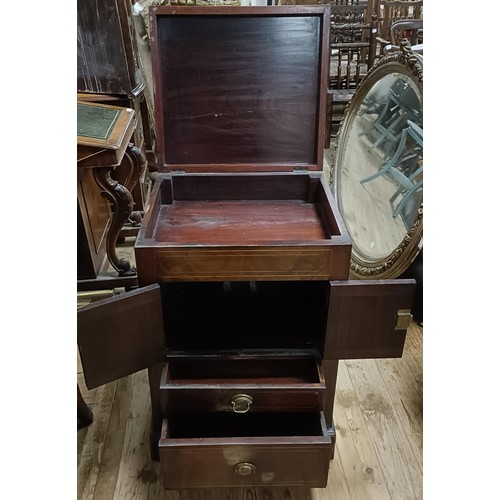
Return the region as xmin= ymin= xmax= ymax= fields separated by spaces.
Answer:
xmin=158 ymin=411 xmax=332 ymax=488
xmin=160 ymin=358 xmax=326 ymax=413
xmin=135 ymin=173 xmax=352 ymax=284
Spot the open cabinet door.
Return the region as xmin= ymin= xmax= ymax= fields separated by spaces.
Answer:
xmin=324 ymin=279 xmax=416 ymax=360
xmin=78 ymin=284 xmax=166 ymax=389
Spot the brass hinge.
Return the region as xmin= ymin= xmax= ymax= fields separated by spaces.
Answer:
xmin=395 ymin=309 xmax=413 ymax=330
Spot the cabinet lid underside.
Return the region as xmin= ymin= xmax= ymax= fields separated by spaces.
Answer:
xmin=150 ymin=6 xmax=330 ymax=173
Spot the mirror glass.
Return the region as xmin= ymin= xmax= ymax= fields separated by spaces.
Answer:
xmin=333 ymin=52 xmax=423 ymax=277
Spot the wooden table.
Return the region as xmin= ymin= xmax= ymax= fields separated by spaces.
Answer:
xmin=77 ymin=100 xmax=145 ymax=290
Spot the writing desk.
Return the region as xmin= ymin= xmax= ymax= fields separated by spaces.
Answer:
xmin=77 ymin=101 xmax=144 ymax=290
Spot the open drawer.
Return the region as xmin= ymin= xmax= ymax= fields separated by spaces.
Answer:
xmin=135 ymin=173 xmax=352 ymax=283
xmin=160 ymin=358 xmax=326 ymax=413
xmin=158 ymin=411 xmax=332 ymax=488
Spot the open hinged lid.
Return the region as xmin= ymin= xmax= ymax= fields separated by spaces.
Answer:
xmin=149 ymin=5 xmax=331 ymax=173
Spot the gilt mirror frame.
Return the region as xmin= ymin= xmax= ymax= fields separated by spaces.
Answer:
xmin=330 ymin=41 xmax=423 ymax=279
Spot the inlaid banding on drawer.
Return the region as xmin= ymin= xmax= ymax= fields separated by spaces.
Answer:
xmin=158 ymin=412 xmax=332 ymax=488
xmin=154 ymin=248 xmax=332 ymax=281
xmin=160 ymin=358 xmax=326 ymax=413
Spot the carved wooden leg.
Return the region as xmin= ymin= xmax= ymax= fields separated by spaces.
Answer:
xmin=121 ymin=143 xmax=147 ymax=227
xmin=93 ymin=167 xmax=136 ymax=276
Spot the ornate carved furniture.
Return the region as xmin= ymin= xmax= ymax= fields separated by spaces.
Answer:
xmin=77 ymin=101 xmax=145 ymax=290
xmin=77 ymin=0 xmax=156 ymax=211
xmin=78 ymin=6 xmax=416 ymax=490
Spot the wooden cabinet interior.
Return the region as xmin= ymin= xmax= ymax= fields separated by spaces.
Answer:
xmin=159 ymin=281 xmax=329 ymax=355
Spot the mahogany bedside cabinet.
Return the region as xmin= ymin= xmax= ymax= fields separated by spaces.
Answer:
xmin=77 ymin=6 xmax=415 ymax=490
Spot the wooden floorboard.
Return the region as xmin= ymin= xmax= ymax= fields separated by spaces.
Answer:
xmin=77 ymin=322 xmax=422 ymax=500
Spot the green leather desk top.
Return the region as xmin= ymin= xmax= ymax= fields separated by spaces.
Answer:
xmin=77 ymin=103 xmax=120 ymax=140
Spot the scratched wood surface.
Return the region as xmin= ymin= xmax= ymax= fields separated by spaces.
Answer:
xmin=154 ymin=200 xmax=328 ymax=244
xmin=77 ymin=319 xmax=422 ymax=500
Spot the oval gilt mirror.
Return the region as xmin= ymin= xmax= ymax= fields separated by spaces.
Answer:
xmin=331 ymin=42 xmax=423 ymax=279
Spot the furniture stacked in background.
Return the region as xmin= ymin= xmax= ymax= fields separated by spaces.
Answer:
xmin=329 ymin=0 xmax=423 ymax=140
xmin=375 ymin=0 xmax=423 ymax=56
xmin=380 ymin=17 xmax=423 ymax=54
xmin=77 ymin=0 xmax=156 ymax=188
xmin=280 ymin=0 xmax=423 ymax=143
xmin=327 ymin=3 xmax=378 ymax=139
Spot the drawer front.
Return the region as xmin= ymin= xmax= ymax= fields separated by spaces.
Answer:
xmin=153 ymin=247 xmax=334 ymax=282
xmin=160 ymin=359 xmax=326 ymax=413
xmin=158 ymin=412 xmax=332 ymax=488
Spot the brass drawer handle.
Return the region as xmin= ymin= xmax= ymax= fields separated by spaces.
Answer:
xmin=231 ymin=394 xmax=253 ymax=413
xmin=234 ymin=462 xmax=256 ymax=476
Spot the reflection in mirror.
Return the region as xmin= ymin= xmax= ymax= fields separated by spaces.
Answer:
xmin=332 ymin=45 xmax=423 ymax=278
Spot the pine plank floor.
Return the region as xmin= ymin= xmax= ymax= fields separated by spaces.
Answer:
xmin=77 ymin=319 xmax=422 ymax=500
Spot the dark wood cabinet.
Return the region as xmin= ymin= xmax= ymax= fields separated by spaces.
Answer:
xmin=77 ymin=0 xmax=139 ymax=96
xmin=78 ymin=6 xmax=416 ymax=490
xmin=78 ymin=276 xmax=414 ymax=487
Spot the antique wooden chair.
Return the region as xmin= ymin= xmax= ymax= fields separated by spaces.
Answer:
xmin=328 ymin=6 xmax=378 ymax=137
xmin=383 ymin=18 xmax=423 ymax=54
xmin=376 ymin=0 xmax=423 ymax=57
